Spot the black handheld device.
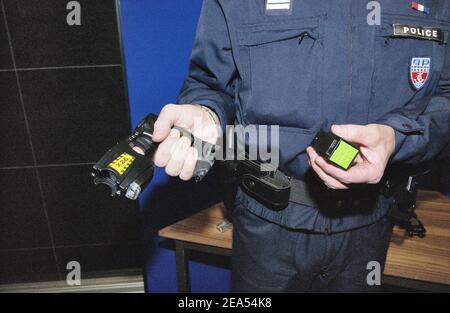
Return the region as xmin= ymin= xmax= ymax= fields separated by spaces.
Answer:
xmin=91 ymin=114 xmax=215 ymax=200
xmin=311 ymin=131 xmax=360 ymax=170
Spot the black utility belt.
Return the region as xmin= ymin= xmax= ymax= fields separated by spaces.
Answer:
xmin=229 ymin=130 xmax=368 ymax=210
xmin=224 ymin=155 xmax=386 ymax=211
xmin=237 ymin=164 xmax=384 ymax=211
xmin=231 ymin=159 xmax=427 ymax=238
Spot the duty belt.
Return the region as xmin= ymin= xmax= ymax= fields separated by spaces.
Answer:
xmin=225 ymin=158 xmax=383 ymax=211
xmin=225 ymin=158 xmax=427 ymax=237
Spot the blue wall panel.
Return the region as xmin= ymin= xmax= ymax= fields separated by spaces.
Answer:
xmin=119 ymin=0 xmax=231 ymax=293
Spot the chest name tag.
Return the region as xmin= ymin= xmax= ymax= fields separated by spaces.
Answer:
xmin=393 ymin=24 xmax=445 ymax=44
xmin=265 ymin=0 xmax=292 ymax=16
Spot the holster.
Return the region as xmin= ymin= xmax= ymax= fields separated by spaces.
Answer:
xmin=383 ymin=166 xmax=428 ymax=238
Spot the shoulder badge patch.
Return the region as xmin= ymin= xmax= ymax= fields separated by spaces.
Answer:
xmin=410 ymin=57 xmax=431 ymax=90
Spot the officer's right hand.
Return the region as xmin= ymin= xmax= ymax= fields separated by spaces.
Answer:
xmin=151 ymin=104 xmax=221 ymax=181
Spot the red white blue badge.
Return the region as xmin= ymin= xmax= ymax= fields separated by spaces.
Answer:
xmin=411 ymin=2 xmax=430 ymax=14
xmin=410 ymin=57 xmax=431 ymax=90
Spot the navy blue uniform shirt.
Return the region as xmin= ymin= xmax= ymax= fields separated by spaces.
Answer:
xmin=177 ymin=0 xmax=450 ymax=232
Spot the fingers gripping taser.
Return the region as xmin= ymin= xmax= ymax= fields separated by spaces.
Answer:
xmin=91 ymin=114 xmax=216 ymax=200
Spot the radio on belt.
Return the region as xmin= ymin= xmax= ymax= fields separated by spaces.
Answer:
xmin=311 ymin=131 xmax=359 ymax=171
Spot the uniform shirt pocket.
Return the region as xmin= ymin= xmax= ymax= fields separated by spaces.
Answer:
xmin=236 ymin=15 xmax=326 ymax=129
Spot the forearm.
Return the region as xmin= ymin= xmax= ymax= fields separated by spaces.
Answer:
xmin=377 ymin=95 xmax=450 ymax=163
xmin=176 ymin=0 xmax=237 ymax=132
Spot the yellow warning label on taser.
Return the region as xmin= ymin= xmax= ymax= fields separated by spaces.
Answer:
xmin=329 ymin=140 xmax=359 ymax=170
xmin=108 ymin=153 xmax=135 ymax=176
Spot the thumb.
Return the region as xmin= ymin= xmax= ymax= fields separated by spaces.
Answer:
xmin=331 ymin=124 xmax=369 ymax=146
xmin=152 ymin=104 xmax=180 ymax=143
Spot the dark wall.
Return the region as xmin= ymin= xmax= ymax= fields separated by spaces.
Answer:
xmin=0 ymin=0 xmax=141 ymax=284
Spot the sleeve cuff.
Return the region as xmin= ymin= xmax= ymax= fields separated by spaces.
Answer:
xmin=375 ymin=113 xmax=425 ymax=159
xmin=393 ymin=129 xmax=408 ymax=156
xmin=184 ymin=99 xmax=232 ymax=133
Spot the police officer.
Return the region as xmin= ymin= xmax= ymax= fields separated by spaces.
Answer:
xmin=151 ymin=0 xmax=450 ymax=292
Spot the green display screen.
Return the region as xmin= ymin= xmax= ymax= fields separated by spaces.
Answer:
xmin=329 ymin=140 xmax=359 ymax=170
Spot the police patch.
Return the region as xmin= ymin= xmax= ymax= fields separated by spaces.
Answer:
xmin=393 ymin=24 xmax=444 ymax=44
xmin=410 ymin=57 xmax=431 ymax=90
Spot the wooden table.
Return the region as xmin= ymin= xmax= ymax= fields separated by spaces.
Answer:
xmin=158 ymin=191 xmax=450 ymax=292
xmin=383 ymin=191 xmax=450 ymax=292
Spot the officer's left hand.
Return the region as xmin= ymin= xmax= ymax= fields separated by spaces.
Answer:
xmin=306 ymin=124 xmax=396 ymax=189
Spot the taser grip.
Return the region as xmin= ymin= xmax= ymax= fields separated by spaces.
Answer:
xmin=172 ymin=126 xmax=216 ymax=182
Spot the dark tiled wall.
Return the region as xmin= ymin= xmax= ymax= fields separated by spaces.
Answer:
xmin=0 ymin=0 xmax=141 ymax=284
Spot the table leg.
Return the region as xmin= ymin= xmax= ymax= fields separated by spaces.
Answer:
xmin=175 ymin=240 xmax=191 ymax=293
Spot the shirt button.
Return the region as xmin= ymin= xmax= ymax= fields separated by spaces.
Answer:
xmin=336 ymin=200 xmax=344 ymax=208
xmin=353 ymin=199 xmax=361 ymax=207
xmin=402 ymin=123 xmax=412 ymax=130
